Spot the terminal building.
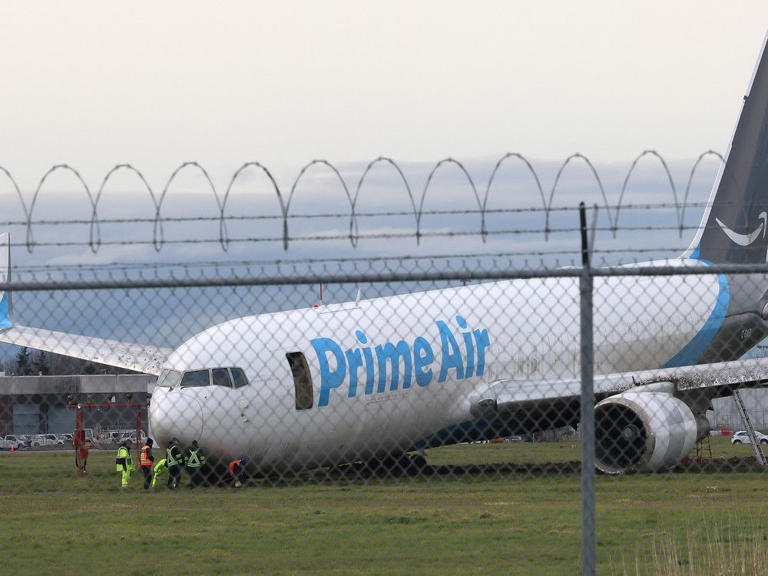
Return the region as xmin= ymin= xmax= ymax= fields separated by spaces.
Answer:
xmin=0 ymin=374 xmax=155 ymax=437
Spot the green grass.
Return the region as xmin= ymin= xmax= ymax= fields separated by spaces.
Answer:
xmin=1 ymin=440 xmax=767 ymax=575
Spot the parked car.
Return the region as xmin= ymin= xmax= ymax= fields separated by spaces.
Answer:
xmin=731 ymin=430 xmax=768 ymax=445
xmin=29 ymin=434 xmax=64 ymax=447
xmin=114 ymin=431 xmax=146 ymax=444
xmin=128 ymin=431 xmax=147 ymax=444
xmin=45 ymin=434 xmax=65 ymax=445
xmin=1 ymin=435 xmax=25 ymax=449
xmin=29 ymin=434 xmax=48 ymax=447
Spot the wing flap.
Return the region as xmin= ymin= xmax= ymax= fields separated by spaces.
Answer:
xmin=0 ymin=325 xmax=171 ymax=375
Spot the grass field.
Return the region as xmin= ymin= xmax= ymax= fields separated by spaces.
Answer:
xmin=1 ymin=438 xmax=767 ymax=575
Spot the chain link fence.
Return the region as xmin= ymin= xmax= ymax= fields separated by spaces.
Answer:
xmin=3 ymin=205 xmax=768 ymax=574
xmin=3 ymin=259 xmax=768 ymax=485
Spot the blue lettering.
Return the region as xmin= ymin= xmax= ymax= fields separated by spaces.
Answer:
xmin=437 ymin=320 xmax=464 ymax=382
xmin=375 ymin=341 xmax=413 ymax=392
xmin=310 ymin=317 xmax=491 ymax=407
xmin=456 ymin=315 xmax=475 ymax=378
xmin=359 ymin=333 xmax=375 ymax=395
xmin=311 ymin=338 xmax=347 ymax=407
xmin=345 ymin=348 xmax=363 ymax=398
xmin=363 ymin=351 xmax=375 ymax=393
xmin=474 ymin=328 xmax=490 ymax=376
xmin=413 ymin=337 xmax=434 ymax=386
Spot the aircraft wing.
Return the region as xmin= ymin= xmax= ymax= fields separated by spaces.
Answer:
xmin=0 ymin=233 xmax=170 ymax=375
xmin=469 ymin=356 xmax=768 ymax=417
xmin=0 ymin=325 xmax=171 ymax=375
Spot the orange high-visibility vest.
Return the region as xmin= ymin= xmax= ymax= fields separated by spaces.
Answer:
xmin=140 ymin=445 xmax=153 ymax=467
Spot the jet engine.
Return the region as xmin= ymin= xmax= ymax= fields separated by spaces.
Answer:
xmin=593 ymin=386 xmax=708 ymax=474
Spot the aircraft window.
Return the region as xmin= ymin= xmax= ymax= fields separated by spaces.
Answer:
xmin=286 ymin=352 xmax=313 ymax=410
xmin=156 ymin=369 xmax=182 ymax=388
xmin=180 ymin=370 xmax=210 ymax=388
xmin=230 ymin=368 xmax=249 ymax=389
xmin=212 ymin=368 xmax=232 ymax=387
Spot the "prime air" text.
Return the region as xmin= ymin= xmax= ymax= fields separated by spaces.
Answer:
xmin=311 ymin=315 xmax=491 ymax=407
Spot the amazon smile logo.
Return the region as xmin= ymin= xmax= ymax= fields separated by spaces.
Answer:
xmin=715 ymin=212 xmax=768 ymax=246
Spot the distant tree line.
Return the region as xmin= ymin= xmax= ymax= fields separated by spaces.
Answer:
xmin=4 ymin=347 xmax=136 ymax=376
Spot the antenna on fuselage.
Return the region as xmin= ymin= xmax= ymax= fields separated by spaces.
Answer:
xmin=313 ymin=283 xmax=324 ymax=308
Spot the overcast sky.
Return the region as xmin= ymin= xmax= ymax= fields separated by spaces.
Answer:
xmin=0 ymin=1 xmax=767 ymax=268
xmin=2 ymin=2 xmax=768 ymax=177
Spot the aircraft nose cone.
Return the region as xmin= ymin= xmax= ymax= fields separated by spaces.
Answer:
xmin=149 ymin=388 xmax=204 ymax=448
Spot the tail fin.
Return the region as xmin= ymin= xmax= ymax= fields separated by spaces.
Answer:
xmin=687 ymin=31 xmax=768 ymax=264
xmin=0 ymin=233 xmax=11 ymax=330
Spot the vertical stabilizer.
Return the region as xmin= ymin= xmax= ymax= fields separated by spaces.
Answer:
xmin=0 ymin=233 xmax=11 ymax=330
xmin=688 ymin=32 xmax=768 ymax=264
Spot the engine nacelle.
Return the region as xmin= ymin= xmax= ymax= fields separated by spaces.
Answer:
xmin=594 ymin=387 xmax=708 ymax=474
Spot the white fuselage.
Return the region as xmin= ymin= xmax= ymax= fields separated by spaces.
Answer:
xmin=149 ymin=260 xmax=722 ymax=470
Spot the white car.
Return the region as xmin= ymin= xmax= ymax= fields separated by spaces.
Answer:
xmin=45 ymin=434 xmax=65 ymax=445
xmin=29 ymin=434 xmax=47 ymax=447
xmin=1 ymin=435 xmax=25 ymax=449
xmin=730 ymin=430 xmax=768 ymax=445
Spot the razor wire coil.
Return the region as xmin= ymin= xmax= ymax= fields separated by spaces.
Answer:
xmin=0 ymin=151 xmax=724 ymax=253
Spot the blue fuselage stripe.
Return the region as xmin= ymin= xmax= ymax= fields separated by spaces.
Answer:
xmin=662 ymin=261 xmax=729 ymax=368
xmin=0 ymin=291 xmax=10 ymax=329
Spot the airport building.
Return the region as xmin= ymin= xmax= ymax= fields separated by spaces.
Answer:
xmin=0 ymin=374 xmax=154 ymax=437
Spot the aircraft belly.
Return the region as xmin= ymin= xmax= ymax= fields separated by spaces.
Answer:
xmin=257 ymin=380 xmax=476 ymax=469
xmin=345 ymin=386 xmax=471 ymax=458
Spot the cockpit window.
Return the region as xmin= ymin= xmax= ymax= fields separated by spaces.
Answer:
xmin=180 ymin=369 xmax=210 ymax=388
xmin=230 ymin=368 xmax=249 ymax=389
xmin=172 ymin=368 xmax=249 ymax=389
xmin=212 ymin=368 xmax=232 ymax=387
xmin=156 ymin=369 xmax=182 ymax=388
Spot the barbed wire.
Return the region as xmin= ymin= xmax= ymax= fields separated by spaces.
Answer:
xmin=0 ymin=151 xmax=723 ymax=253
xmin=12 ymin=247 xmax=710 ymax=286
xmin=0 ymin=201 xmax=711 ymax=228
xmin=0 ymin=224 xmax=710 ymax=252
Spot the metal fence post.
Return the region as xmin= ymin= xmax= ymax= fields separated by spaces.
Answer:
xmin=579 ymin=202 xmax=596 ymax=576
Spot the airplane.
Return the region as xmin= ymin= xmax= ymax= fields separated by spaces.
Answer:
xmin=4 ymin=31 xmax=768 ymax=477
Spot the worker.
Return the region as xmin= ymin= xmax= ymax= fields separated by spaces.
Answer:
xmin=228 ymin=458 xmax=247 ymax=488
xmin=115 ymin=439 xmax=134 ymax=489
xmin=152 ymin=458 xmax=168 ymax=488
xmin=165 ymin=437 xmax=185 ymax=489
xmin=139 ymin=438 xmax=155 ymax=489
xmin=185 ymin=440 xmax=206 ymax=488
